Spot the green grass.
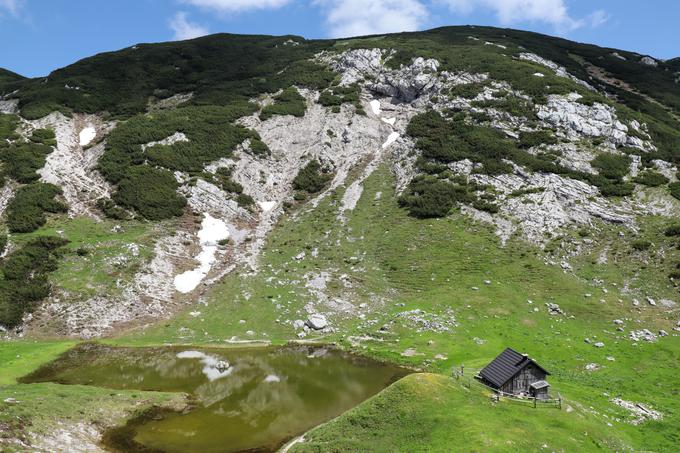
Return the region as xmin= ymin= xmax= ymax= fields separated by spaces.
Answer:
xmin=0 ymin=341 xmax=181 ymax=451
xmin=12 ymin=216 xmax=166 ymax=304
xmin=113 ymin=164 xmax=680 ymax=451
xmin=0 ymin=382 xmax=183 ymax=451
xmin=0 ymin=340 xmax=75 ymax=385
xmin=293 ymin=373 xmax=633 ymax=452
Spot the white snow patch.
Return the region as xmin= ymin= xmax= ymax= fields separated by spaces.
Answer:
xmin=533 ymin=72 xmax=545 ymax=78
xmin=259 ymin=201 xmax=276 ymax=212
xmin=370 ymin=100 xmax=381 ymax=115
xmin=382 ymin=132 xmax=400 ymax=149
xmin=78 ymin=126 xmax=96 ymax=147
xmin=177 ymin=350 xmax=232 ymax=382
xmin=382 ymin=117 xmax=396 ymax=125
xmin=264 ymin=374 xmax=281 ymax=383
xmin=174 ymin=213 xmax=230 ymax=293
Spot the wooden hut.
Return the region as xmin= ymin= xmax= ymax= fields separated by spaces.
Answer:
xmin=476 ymin=348 xmax=551 ymax=399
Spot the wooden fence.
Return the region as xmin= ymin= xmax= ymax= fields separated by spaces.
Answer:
xmin=451 ymin=366 xmax=562 ymax=409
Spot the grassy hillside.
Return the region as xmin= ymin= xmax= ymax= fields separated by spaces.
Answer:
xmin=113 ymin=165 xmax=679 ymax=451
xmin=293 ymin=373 xmax=632 ymax=452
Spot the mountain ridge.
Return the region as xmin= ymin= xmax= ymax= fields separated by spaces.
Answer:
xmin=0 ymin=24 xmax=679 ymax=452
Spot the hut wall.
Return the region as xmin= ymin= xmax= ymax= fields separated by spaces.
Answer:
xmin=500 ymin=364 xmax=546 ymax=394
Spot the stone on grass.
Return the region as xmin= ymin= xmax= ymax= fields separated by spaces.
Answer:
xmin=306 ymin=314 xmax=328 ymax=330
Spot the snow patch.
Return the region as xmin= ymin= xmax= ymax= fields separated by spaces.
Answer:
xmin=370 ymin=100 xmax=382 ymax=115
xmin=78 ymin=126 xmax=96 ymax=147
xmin=259 ymin=201 xmax=276 ymax=212
xmin=382 ymin=132 xmax=400 ymax=149
xmin=382 ymin=117 xmax=396 ymax=125
xmin=174 ymin=213 xmax=230 ymax=293
xmin=264 ymin=374 xmax=281 ymax=383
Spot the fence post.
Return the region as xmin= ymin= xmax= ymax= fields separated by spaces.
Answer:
xmin=558 ymin=393 xmax=562 ymax=410
xmin=533 ymin=397 xmax=537 ymax=409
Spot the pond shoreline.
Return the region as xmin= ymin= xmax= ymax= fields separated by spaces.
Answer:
xmin=19 ymin=342 xmax=412 ymax=453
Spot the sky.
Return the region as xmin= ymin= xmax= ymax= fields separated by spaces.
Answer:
xmin=0 ymin=0 xmax=678 ymax=78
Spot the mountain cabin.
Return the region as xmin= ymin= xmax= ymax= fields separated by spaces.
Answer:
xmin=476 ymin=348 xmax=551 ymax=399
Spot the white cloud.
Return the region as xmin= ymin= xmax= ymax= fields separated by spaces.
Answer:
xmin=179 ymin=0 xmax=292 ymax=13
xmin=439 ymin=0 xmax=608 ymax=32
xmin=315 ymin=0 xmax=428 ymax=38
xmin=169 ymin=12 xmax=210 ymax=40
xmin=0 ymin=0 xmax=23 ymax=16
xmin=585 ymin=9 xmax=609 ymax=28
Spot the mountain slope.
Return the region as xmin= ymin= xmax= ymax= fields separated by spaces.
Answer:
xmin=0 ymin=26 xmax=679 ymax=451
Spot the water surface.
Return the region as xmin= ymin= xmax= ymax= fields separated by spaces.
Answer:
xmin=22 ymin=343 xmax=407 ymax=453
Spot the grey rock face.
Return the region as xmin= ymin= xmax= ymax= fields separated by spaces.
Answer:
xmin=0 ymin=98 xmax=18 ymax=114
xmin=537 ymin=93 xmax=641 ymax=148
xmin=639 ymin=56 xmax=658 ymax=66
xmin=324 ymin=48 xmax=486 ymax=104
xmin=519 ymin=53 xmax=594 ymax=90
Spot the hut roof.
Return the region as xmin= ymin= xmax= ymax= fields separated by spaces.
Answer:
xmin=478 ymin=348 xmax=550 ymax=388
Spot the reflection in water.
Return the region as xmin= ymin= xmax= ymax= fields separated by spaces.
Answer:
xmin=22 ymin=344 xmax=407 ymax=453
xmin=176 ymin=350 xmax=232 ymax=382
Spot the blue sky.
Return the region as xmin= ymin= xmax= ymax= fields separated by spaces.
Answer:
xmin=1 ymin=0 xmax=678 ymax=78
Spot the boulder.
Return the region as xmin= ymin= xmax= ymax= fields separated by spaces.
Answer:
xmin=306 ymin=314 xmax=328 ymax=330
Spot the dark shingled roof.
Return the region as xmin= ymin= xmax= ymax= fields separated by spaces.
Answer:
xmin=478 ymin=348 xmax=550 ymax=388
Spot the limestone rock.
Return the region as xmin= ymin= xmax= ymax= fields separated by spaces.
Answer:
xmin=306 ymin=313 xmax=328 ymax=330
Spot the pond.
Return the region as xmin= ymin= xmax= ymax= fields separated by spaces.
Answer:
xmin=21 ymin=343 xmax=408 ymax=453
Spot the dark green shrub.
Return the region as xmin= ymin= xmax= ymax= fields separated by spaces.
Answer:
xmin=249 ymin=138 xmax=270 ymax=156
xmin=0 ymin=114 xmax=19 ymax=141
xmin=398 ymin=175 xmax=474 ymax=218
xmin=236 ymin=193 xmax=255 ymax=207
xmin=112 ymin=166 xmax=186 ymax=220
xmin=518 ymin=130 xmax=558 ymax=149
xmin=6 ymin=183 xmax=67 ymax=233
xmin=96 ymin=198 xmax=131 ymax=220
xmin=98 ymin=105 xmax=263 ymax=218
xmin=0 ymin=143 xmax=53 ymax=183
xmin=664 ymin=224 xmax=680 ymax=236
xmin=100 ymin=104 xmax=256 ymax=179
xmin=631 ymin=239 xmax=652 ymax=251
xmin=9 ymin=34 xmax=337 ymax=119
xmin=669 ymin=182 xmax=680 ymax=200
xmin=260 ymin=87 xmax=306 ymax=121
xmin=293 ymin=160 xmax=332 ymax=194
xmin=0 ymin=236 xmax=68 ymax=328
xmin=633 ymin=170 xmax=669 ymax=187
xmin=591 ymin=153 xmax=631 ymax=180
xmin=318 ymin=84 xmax=362 ymax=111
xmin=472 ymin=97 xmax=537 ymax=120
xmin=472 ymin=199 xmax=500 ymax=213
xmin=318 ymin=91 xmax=343 ymax=107
xmin=29 ymin=128 xmax=57 ymax=146
xmin=449 ymin=82 xmax=488 ymax=99
xmin=598 ymin=181 xmax=634 ymax=197
xmin=407 ymin=111 xmax=518 ymax=165
xmin=212 ymin=167 xmax=243 ymax=194
xmin=474 ymin=159 xmax=513 ymax=175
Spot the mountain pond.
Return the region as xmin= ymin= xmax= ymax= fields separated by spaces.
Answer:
xmin=20 ymin=343 xmax=408 ymax=452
